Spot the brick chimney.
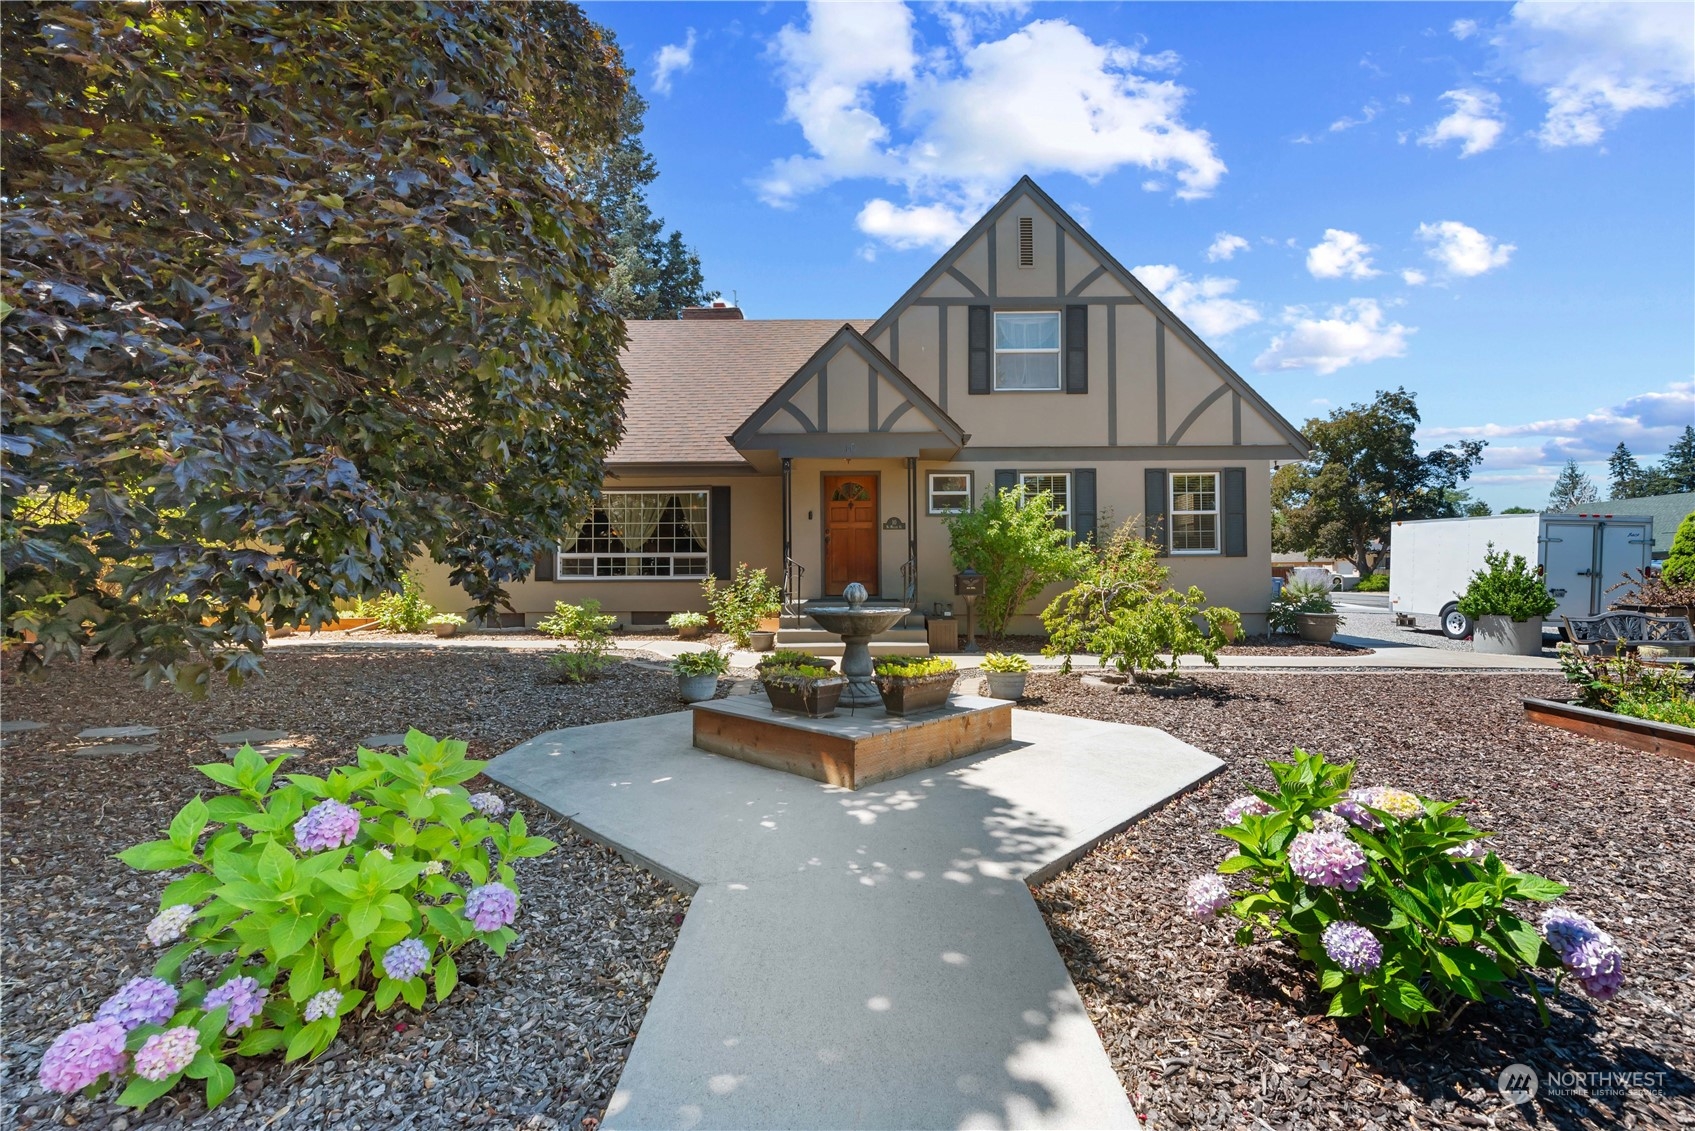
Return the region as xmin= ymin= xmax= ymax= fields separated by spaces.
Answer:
xmin=680 ymin=301 xmax=744 ymax=321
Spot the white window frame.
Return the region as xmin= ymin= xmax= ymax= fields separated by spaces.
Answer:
xmin=1169 ymin=472 xmax=1221 ymax=555
xmin=1017 ymin=471 xmax=1072 ymax=531
xmin=556 ymin=489 xmax=711 ymax=579
xmin=993 ymin=310 xmax=1062 ymax=392
xmin=926 ymin=471 xmax=974 ymax=515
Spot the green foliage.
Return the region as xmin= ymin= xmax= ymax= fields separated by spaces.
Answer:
xmin=537 ymin=600 xmax=617 ymax=640
xmin=761 ymin=664 xmax=839 ymax=684
xmin=1455 ymin=544 xmax=1558 ymax=622
xmin=426 ymin=613 xmax=467 ymax=628
xmin=1269 ymin=580 xmax=1336 ymax=635
xmin=1501 ymin=506 xmax=1537 ymax=514
xmin=671 ymin=648 xmax=730 ymax=677
xmin=1616 ymin=694 xmax=1695 ymax=728
xmin=1546 ymin=459 xmax=1600 ymax=511
xmin=1 ymin=2 xmax=631 ymax=693
xmin=371 ymin=577 xmax=436 ymax=634
xmin=1660 ymin=513 xmax=1695 ymax=586
xmin=758 ymin=649 xmax=830 ymax=670
xmin=1659 ymin=426 xmax=1695 ymax=494
xmin=701 ymin=564 xmax=781 ymax=649
xmin=1353 ymin=572 xmax=1389 ymax=593
xmin=114 ymin=731 xmax=551 ymax=1110
xmin=667 ymin=611 xmax=708 ymax=630
xmin=872 ymin=656 xmax=958 ymax=678
xmin=1208 ymin=749 xmax=1575 ymax=1034
xmin=981 ymin=652 xmax=1032 ymax=673
xmin=1272 ymin=388 xmax=1486 ymax=575
xmin=945 ymin=487 xmax=1086 ymax=643
xmin=1557 ymin=643 xmax=1690 ymax=713
xmin=546 ymin=637 xmax=615 ymax=684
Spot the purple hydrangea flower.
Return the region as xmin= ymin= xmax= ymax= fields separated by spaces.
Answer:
xmin=1540 ymin=907 xmax=1625 ymax=1000
xmin=1349 ymin=786 xmax=1424 ymax=821
xmin=1321 ymin=921 xmax=1384 ymax=975
xmin=464 ymin=883 xmax=518 ymax=932
xmin=38 ymin=1019 xmax=127 ymax=1094
xmin=468 ymin=792 xmax=506 ymax=818
xmin=203 ymin=975 xmax=267 ymax=1034
xmin=1445 ymin=839 xmax=1488 ymax=861
xmin=382 ymin=938 xmax=430 ymax=981
xmin=1288 ymin=830 xmax=1368 ymax=891
xmin=294 ymin=799 xmax=360 ymax=853
xmin=1221 ymin=795 xmax=1274 ymax=824
xmin=303 ymin=989 xmax=342 ymax=1022
xmin=1541 ymin=907 xmax=1602 ymax=957
xmin=95 ymin=976 xmax=179 ymax=1032
xmin=132 ymin=1026 xmax=199 ymax=1081
xmin=145 ymin=904 xmax=196 ymax=946
xmin=1330 ymin=799 xmax=1380 ymax=830
xmin=1183 ymin=874 xmax=1232 ymax=920
xmin=1311 ymin=810 xmax=1350 ymax=834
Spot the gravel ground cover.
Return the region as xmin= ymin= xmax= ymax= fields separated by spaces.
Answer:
xmin=0 ymin=646 xmax=716 ymax=1131
xmin=1028 ymin=670 xmax=1694 ymax=1130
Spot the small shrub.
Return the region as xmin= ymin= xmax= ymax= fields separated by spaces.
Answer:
xmin=1610 ymin=565 xmax=1695 ymax=610
xmin=762 ymin=663 xmax=839 ymax=684
xmin=945 ymin=486 xmax=1086 ymax=643
xmin=1661 ymin=513 xmax=1695 ymax=586
xmin=1186 ymin=748 xmax=1622 ymax=1034
xmin=426 ymin=613 xmax=466 ymax=627
xmin=1269 ymin=580 xmax=1336 ymax=635
xmin=700 ymin=564 xmax=782 ymax=648
xmin=371 ymin=576 xmax=435 ymax=633
xmin=981 ymin=652 xmax=1031 ymax=673
xmin=1616 ymin=694 xmax=1695 ymax=728
xmin=1354 ymin=572 xmax=1388 ymax=593
xmin=546 ymin=636 xmax=615 ymax=683
xmin=758 ymin=649 xmax=830 ymax=670
xmin=1455 ymin=544 xmax=1557 ymax=622
xmin=671 ymin=648 xmax=730 ymax=677
xmin=1556 ymin=642 xmax=1689 ymax=712
xmin=39 ymin=734 xmax=552 ymax=1111
xmin=872 ymin=656 xmax=957 ymax=678
xmin=667 ymin=611 xmax=709 ymax=631
xmin=537 ymin=600 xmax=616 ymax=640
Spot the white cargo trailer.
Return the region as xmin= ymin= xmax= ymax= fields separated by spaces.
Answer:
xmin=1388 ymin=512 xmax=1652 ymax=639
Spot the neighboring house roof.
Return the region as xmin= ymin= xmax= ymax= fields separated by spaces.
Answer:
xmin=612 ymin=319 xmax=871 ymax=466
xmin=1556 ymin=491 xmax=1694 ymax=555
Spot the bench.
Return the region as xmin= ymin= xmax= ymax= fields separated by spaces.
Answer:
xmin=1563 ymin=611 xmax=1695 ymax=662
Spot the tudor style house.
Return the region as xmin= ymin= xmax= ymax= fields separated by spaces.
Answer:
xmin=417 ymin=178 xmax=1308 ymax=636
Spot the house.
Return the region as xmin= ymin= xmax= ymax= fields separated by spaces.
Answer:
xmin=416 ymin=178 xmax=1309 ymax=635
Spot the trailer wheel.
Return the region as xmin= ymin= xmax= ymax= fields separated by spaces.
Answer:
xmin=1440 ymin=603 xmax=1472 ymax=640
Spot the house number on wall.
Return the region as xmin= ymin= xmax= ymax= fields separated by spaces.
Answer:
xmin=882 ymin=517 xmax=906 ymax=530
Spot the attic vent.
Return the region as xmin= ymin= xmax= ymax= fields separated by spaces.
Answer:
xmin=1017 ymin=216 xmax=1034 ymax=268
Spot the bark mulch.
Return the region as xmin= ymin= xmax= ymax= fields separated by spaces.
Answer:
xmin=1027 ymin=670 xmax=1694 ymax=1130
xmin=1217 ymin=634 xmax=1372 ymax=657
xmin=1 ymin=646 xmax=701 ymax=1131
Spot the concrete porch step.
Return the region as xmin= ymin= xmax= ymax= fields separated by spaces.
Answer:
xmin=775 ymin=627 xmax=929 ymax=644
xmin=779 ymin=614 xmax=927 ymax=631
xmin=769 ymin=640 xmax=932 ymax=658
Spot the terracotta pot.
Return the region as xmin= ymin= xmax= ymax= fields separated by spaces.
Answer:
xmin=765 ymin=677 xmax=846 ymax=717
xmin=875 ymin=671 xmax=958 ymax=716
xmin=983 ymin=671 xmax=1028 ymax=701
xmin=1295 ymin=613 xmax=1340 ymax=644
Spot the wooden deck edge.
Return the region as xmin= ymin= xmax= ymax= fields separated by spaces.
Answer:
xmin=1522 ymin=697 xmax=1695 ymax=763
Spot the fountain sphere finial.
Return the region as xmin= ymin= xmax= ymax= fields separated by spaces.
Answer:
xmin=843 ymin=582 xmax=868 ymax=607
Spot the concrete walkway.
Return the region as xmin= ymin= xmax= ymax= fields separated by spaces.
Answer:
xmin=487 ymin=708 xmax=1224 ymax=1129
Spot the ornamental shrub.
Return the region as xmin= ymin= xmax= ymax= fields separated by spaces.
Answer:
xmin=1353 ymin=572 xmax=1389 ymax=593
xmin=946 ymin=486 xmax=1086 ymax=643
xmin=1661 ymin=513 xmax=1695 ymax=586
xmin=671 ymin=648 xmax=730 ymax=677
xmin=40 ymin=732 xmax=552 ymax=1111
xmin=1555 ymin=642 xmax=1688 ymax=712
xmin=546 ymin=635 xmax=615 ymax=683
xmin=700 ymin=564 xmax=782 ymax=648
xmin=371 ymin=576 xmax=436 ymax=633
xmin=537 ymin=599 xmax=617 ymax=640
xmin=1455 ymin=544 xmax=1557 ymax=622
xmin=1185 ymin=749 xmax=1622 ymax=1033
xmin=872 ymin=656 xmax=957 ymax=678
xmin=981 ymin=652 xmax=1031 ymax=673
xmin=426 ymin=613 xmax=466 ymax=627
xmin=667 ymin=611 xmax=709 ymax=631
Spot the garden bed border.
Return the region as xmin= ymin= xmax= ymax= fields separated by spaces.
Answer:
xmin=1522 ymin=696 xmax=1695 ymax=762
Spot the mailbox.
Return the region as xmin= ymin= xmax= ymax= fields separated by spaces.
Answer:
xmin=953 ymin=568 xmax=985 ymax=598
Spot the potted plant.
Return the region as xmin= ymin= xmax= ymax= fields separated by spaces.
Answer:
xmin=668 ymin=611 xmax=709 ymax=640
xmin=1269 ymin=580 xmax=1341 ymax=644
xmin=980 ymin=652 xmax=1031 ymax=700
xmin=873 ymin=656 xmax=959 ymax=716
xmin=1457 ymin=545 xmax=1556 ymax=655
xmin=757 ymin=649 xmax=835 ymax=675
xmin=672 ymin=648 xmax=730 ymax=703
xmin=702 ymin=563 xmax=783 ymax=651
xmin=428 ymin=613 xmax=467 ymax=639
xmin=761 ymin=663 xmax=847 ymax=717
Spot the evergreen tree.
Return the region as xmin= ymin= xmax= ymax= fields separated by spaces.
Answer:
xmin=583 ymin=90 xmax=715 ymax=319
xmin=1657 ymin=426 xmax=1695 ymax=494
xmin=1607 ymin=442 xmax=1643 ymax=498
xmin=1547 ymin=460 xmax=1600 ymax=510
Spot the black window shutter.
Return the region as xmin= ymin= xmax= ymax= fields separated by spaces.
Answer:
xmin=533 ymin=545 xmax=556 ymax=582
xmin=1223 ymin=467 xmax=1248 ymax=557
xmin=1144 ymin=468 xmax=1169 ymax=554
xmin=968 ymin=306 xmax=992 ymax=395
xmin=993 ymin=469 xmax=1019 ymax=503
xmin=709 ymin=486 xmax=732 ymax=579
xmin=1072 ymin=468 xmax=1097 ymax=545
xmin=1065 ymin=305 xmax=1088 ymax=394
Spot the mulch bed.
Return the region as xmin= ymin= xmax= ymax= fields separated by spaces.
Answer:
xmin=1027 ymin=671 xmax=1695 ymax=1130
xmin=1 ymin=647 xmax=698 ymax=1130
xmin=1217 ymin=634 xmax=1371 ymax=657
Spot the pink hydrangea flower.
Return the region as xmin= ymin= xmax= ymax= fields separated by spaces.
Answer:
xmin=1322 ymin=921 xmax=1383 ymax=975
xmin=132 ymin=1026 xmax=199 ymax=1081
xmin=464 ymin=883 xmax=517 ymax=932
xmin=1288 ymin=830 xmax=1367 ymax=891
xmin=1183 ymin=874 xmax=1232 ymax=920
xmin=38 ymin=1019 xmax=127 ymax=1094
xmin=1221 ymin=795 xmax=1274 ymax=824
xmin=145 ymin=904 xmax=196 ymax=946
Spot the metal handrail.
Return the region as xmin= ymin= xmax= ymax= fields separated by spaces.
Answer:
xmin=783 ymin=557 xmax=806 ymax=617
xmin=900 ymin=558 xmax=917 ymax=604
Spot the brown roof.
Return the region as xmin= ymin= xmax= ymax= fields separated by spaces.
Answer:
xmin=612 ymin=319 xmax=870 ymax=465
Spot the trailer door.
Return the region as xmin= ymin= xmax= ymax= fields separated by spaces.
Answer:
xmin=1541 ymin=520 xmax=1598 ymax=620
xmin=1598 ymin=521 xmax=1652 ymax=609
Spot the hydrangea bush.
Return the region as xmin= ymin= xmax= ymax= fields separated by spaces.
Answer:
xmin=1184 ymin=749 xmax=1622 ymax=1033
xmin=38 ymin=731 xmax=552 ymax=1111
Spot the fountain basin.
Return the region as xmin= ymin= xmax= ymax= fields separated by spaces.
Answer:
xmin=803 ymin=602 xmax=912 ymax=708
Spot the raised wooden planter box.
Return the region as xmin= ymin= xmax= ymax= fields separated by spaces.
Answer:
xmin=874 ymin=671 xmax=959 ymax=717
xmin=1522 ymin=697 xmax=1695 ymax=763
xmin=764 ymin=677 xmax=846 ymax=718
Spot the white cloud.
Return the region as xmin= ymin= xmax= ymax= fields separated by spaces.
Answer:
xmin=1131 ymin=264 xmax=1262 ymax=338
xmin=1451 ymin=18 xmax=1480 ymax=40
xmin=1418 ymin=220 xmax=1515 ymax=276
xmin=1495 ymin=2 xmax=1695 ymax=147
xmin=1401 ymin=268 xmax=1428 ymax=286
xmin=1422 ymin=381 xmax=1695 ymax=470
xmin=1329 ymin=101 xmax=1381 ymax=132
xmin=1205 ymin=232 xmax=1249 ymax=262
xmin=855 ymin=199 xmax=975 ymax=251
xmin=1418 ymin=88 xmax=1507 ymax=156
xmin=1253 ymin=299 xmax=1413 ymax=376
xmin=1306 ymin=229 xmax=1380 ymax=280
xmin=652 ymin=29 xmax=697 ymax=96
xmin=759 ymin=4 xmax=1227 ymax=245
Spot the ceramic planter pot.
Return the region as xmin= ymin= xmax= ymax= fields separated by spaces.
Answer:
xmin=749 ymin=630 xmax=777 ymax=652
xmin=677 ymin=673 xmax=720 ymax=703
xmin=1295 ymin=613 xmax=1340 ymax=644
xmin=676 ymin=624 xmax=704 ymax=640
xmin=764 ymin=677 xmax=846 ymax=717
xmin=875 ymin=671 xmax=958 ymax=716
xmin=432 ymin=623 xmax=459 ymax=638
xmin=983 ymin=671 xmax=1028 ymax=701
xmin=1473 ymin=615 xmax=1544 ymax=655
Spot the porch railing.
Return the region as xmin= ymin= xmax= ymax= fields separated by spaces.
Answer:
xmin=783 ymin=557 xmax=806 ymax=617
xmin=900 ymin=558 xmax=917 ymax=605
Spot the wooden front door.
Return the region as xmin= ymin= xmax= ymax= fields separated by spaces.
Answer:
xmin=823 ymin=474 xmax=878 ymax=595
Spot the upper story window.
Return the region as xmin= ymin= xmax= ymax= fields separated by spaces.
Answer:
xmin=1170 ymin=473 xmax=1220 ymax=554
xmin=557 ymin=490 xmax=710 ymax=578
xmin=1018 ymin=471 xmax=1071 ymax=530
xmin=994 ymin=312 xmax=1061 ymax=391
xmin=927 ymin=472 xmax=973 ymax=515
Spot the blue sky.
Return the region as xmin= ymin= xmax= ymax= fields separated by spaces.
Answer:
xmin=584 ymin=1 xmax=1695 ymax=510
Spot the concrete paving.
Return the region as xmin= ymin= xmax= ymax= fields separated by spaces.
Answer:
xmin=76 ymin=724 xmax=160 ymax=739
xmin=488 ymin=708 xmax=1223 ymax=1129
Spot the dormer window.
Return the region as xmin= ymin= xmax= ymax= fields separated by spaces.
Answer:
xmin=994 ymin=311 xmax=1061 ymax=390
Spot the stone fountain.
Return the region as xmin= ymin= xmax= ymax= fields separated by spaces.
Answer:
xmin=801 ymin=581 xmax=909 ymax=707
